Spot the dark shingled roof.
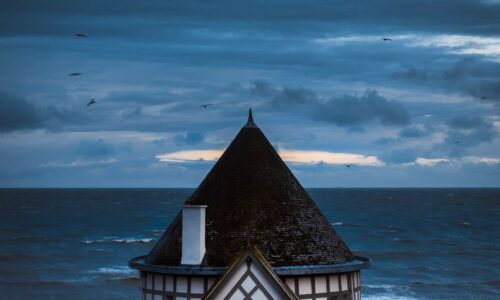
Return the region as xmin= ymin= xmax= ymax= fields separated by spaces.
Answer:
xmin=146 ymin=109 xmax=355 ymax=267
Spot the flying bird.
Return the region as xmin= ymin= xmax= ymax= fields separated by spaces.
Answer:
xmin=69 ymin=72 xmax=82 ymax=76
xmin=200 ymin=104 xmax=213 ymax=108
xmin=87 ymin=99 xmax=96 ymax=107
xmin=382 ymin=37 xmax=392 ymax=41
xmin=345 ymin=164 xmax=352 ymax=168
xmin=481 ymin=96 xmax=487 ymax=100
xmin=455 ymin=141 xmax=460 ymax=144
xmin=75 ymin=33 xmax=87 ymax=38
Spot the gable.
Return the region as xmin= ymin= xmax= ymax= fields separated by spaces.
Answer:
xmin=204 ymin=247 xmax=298 ymax=300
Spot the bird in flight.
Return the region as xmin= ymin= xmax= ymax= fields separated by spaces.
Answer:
xmin=87 ymin=99 xmax=96 ymax=107
xmin=481 ymin=96 xmax=488 ymax=100
xmin=200 ymin=104 xmax=213 ymax=108
xmin=382 ymin=37 xmax=392 ymax=41
xmin=455 ymin=141 xmax=460 ymax=144
xmin=69 ymin=72 xmax=82 ymax=76
xmin=75 ymin=33 xmax=87 ymax=38
xmin=345 ymin=164 xmax=352 ymax=168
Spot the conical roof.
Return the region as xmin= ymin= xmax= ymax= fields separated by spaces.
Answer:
xmin=147 ymin=110 xmax=354 ymax=267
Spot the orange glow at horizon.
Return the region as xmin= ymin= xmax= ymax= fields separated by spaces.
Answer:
xmin=156 ymin=149 xmax=383 ymax=166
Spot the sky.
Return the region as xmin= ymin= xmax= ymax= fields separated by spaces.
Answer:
xmin=0 ymin=0 xmax=499 ymax=187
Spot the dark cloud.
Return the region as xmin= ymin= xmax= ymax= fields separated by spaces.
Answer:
xmin=468 ymin=80 xmax=500 ymax=104
xmin=0 ymin=92 xmax=42 ymax=132
xmin=249 ymin=80 xmax=274 ymax=98
xmin=447 ymin=115 xmax=486 ymax=130
xmin=392 ymin=69 xmax=430 ymax=81
xmin=174 ymin=132 xmax=204 ymax=145
xmin=0 ymin=91 xmax=92 ymax=133
xmin=394 ymin=59 xmax=473 ymax=82
xmin=272 ymin=87 xmax=318 ymax=107
xmin=393 ymin=59 xmax=500 ymax=105
xmin=318 ymin=90 xmax=410 ymax=127
xmin=42 ymin=104 xmax=89 ymax=130
xmin=249 ymin=81 xmax=318 ymax=106
xmin=375 ymin=137 xmax=396 ymax=145
xmin=441 ymin=116 xmax=497 ymax=156
xmin=1 ymin=0 xmax=499 ymax=37
xmin=399 ymin=126 xmax=427 ymax=138
xmin=382 ymin=149 xmax=417 ymax=164
xmin=250 ymin=81 xmax=410 ymax=128
xmin=77 ymin=139 xmax=115 ymax=157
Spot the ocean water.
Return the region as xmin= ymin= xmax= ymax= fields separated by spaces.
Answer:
xmin=0 ymin=188 xmax=498 ymax=300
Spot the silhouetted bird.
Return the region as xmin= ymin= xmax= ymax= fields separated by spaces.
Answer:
xmin=382 ymin=37 xmax=392 ymax=41
xmin=200 ymin=104 xmax=213 ymax=108
xmin=455 ymin=141 xmax=460 ymax=144
xmin=75 ymin=33 xmax=87 ymax=38
xmin=481 ymin=96 xmax=487 ymax=100
xmin=87 ymin=99 xmax=96 ymax=107
xmin=69 ymin=72 xmax=82 ymax=76
xmin=345 ymin=164 xmax=352 ymax=167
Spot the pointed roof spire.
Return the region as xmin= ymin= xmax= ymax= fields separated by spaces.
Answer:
xmin=146 ymin=109 xmax=356 ymax=267
xmin=244 ymin=108 xmax=258 ymax=128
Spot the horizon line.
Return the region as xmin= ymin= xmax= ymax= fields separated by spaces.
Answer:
xmin=1 ymin=186 xmax=499 ymax=189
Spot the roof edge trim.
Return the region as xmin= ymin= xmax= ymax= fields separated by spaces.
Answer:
xmin=129 ymin=255 xmax=369 ymax=276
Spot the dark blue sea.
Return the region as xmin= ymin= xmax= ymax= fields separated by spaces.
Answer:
xmin=0 ymin=188 xmax=498 ymax=300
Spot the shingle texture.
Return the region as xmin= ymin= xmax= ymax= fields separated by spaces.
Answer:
xmin=146 ymin=112 xmax=355 ymax=267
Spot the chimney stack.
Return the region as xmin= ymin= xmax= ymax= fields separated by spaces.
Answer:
xmin=181 ymin=205 xmax=207 ymax=265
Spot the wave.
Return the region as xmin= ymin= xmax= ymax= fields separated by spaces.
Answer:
xmin=105 ymin=276 xmax=140 ymax=283
xmin=364 ymin=284 xmax=410 ymax=292
xmin=365 ymin=284 xmax=398 ymax=290
xmin=86 ymin=248 xmax=114 ymax=254
xmin=363 ymin=284 xmax=418 ymax=300
xmin=90 ymin=266 xmax=138 ymax=283
xmin=330 ymin=221 xmax=364 ymax=228
xmin=380 ymin=225 xmax=406 ymax=233
xmin=91 ymin=266 xmax=136 ymax=275
xmin=103 ymin=268 xmax=140 ymax=282
xmin=411 ymin=281 xmax=464 ymax=289
xmin=364 ymin=296 xmax=421 ymax=300
xmin=146 ymin=229 xmax=164 ymax=236
xmin=82 ymin=237 xmax=155 ymax=244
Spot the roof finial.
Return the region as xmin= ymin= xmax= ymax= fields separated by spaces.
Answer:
xmin=244 ymin=108 xmax=257 ymax=128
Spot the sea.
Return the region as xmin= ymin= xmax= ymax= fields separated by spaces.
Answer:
xmin=0 ymin=188 xmax=498 ymax=300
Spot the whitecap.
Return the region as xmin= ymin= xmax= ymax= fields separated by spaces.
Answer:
xmin=82 ymin=237 xmax=155 ymax=244
xmin=112 ymin=238 xmax=154 ymax=244
xmin=364 ymin=283 xmax=415 ymax=299
xmin=365 ymin=284 xmax=397 ymax=290
xmin=91 ymin=266 xmax=136 ymax=276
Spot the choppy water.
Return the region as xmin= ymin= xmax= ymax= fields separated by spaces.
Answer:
xmin=0 ymin=188 xmax=498 ymax=300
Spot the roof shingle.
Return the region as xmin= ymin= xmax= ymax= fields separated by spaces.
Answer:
xmin=146 ymin=110 xmax=355 ymax=267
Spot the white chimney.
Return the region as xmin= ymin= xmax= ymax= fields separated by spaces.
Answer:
xmin=181 ymin=205 xmax=207 ymax=265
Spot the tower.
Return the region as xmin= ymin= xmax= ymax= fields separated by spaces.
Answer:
xmin=130 ymin=109 xmax=369 ymax=299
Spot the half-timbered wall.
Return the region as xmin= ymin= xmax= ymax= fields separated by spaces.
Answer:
xmin=283 ymin=272 xmax=361 ymax=300
xmin=140 ymin=272 xmax=218 ymax=300
xmin=140 ymin=271 xmax=361 ymax=300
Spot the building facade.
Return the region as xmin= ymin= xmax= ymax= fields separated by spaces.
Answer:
xmin=130 ymin=110 xmax=369 ymax=300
